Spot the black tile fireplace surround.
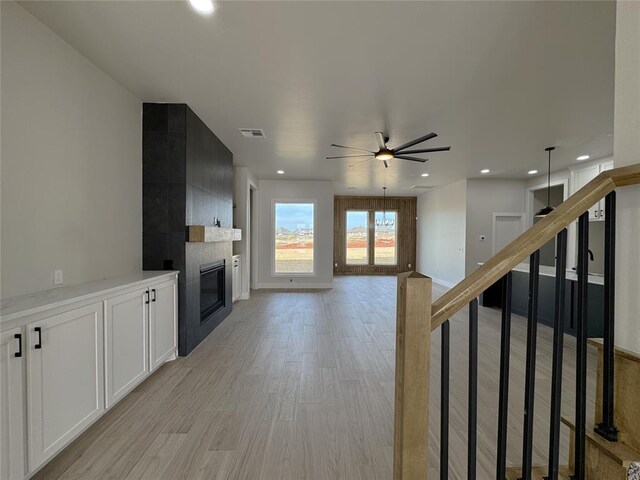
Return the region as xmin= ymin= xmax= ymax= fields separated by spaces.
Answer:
xmin=142 ymin=103 xmax=233 ymax=356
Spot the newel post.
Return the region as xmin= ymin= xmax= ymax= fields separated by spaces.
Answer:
xmin=394 ymin=272 xmax=432 ymax=480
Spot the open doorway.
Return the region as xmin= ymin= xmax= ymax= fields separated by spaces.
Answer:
xmin=250 ymin=185 xmax=258 ymax=291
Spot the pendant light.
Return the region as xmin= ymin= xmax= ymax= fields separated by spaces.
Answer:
xmin=535 ymin=146 xmax=556 ymax=218
xmin=376 ymin=186 xmax=395 ymax=228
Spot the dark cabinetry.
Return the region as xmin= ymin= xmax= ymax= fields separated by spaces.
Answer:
xmin=481 ymin=271 xmax=604 ymax=338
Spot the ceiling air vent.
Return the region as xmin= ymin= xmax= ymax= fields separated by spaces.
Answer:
xmin=410 ymin=185 xmax=433 ymax=191
xmin=239 ymin=128 xmax=266 ymax=139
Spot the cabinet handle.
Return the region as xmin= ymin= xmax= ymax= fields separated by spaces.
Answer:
xmin=145 ymin=291 xmax=150 ymax=304
xmin=34 ymin=327 xmax=42 ymax=349
xmin=151 ymin=289 xmax=157 ymax=302
xmin=14 ymin=333 xmax=22 ymax=357
xmin=600 ymin=209 xmax=604 ymax=217
xmin=594 ymin=209 xmax=599 ymax=218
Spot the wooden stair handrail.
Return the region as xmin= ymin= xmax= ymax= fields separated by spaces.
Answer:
xmin=431 ymin=163 xmax=640 ymax=330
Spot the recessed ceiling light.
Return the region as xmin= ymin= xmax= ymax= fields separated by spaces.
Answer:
xmin=189 ymin=0 xmax=215 ymax=15
xmin=528 ymin=170 xmax=538 ymax=175
xmin=576 ymin=155 xmax=590 ymax=161
xmin=480 ymin=169 xmax=490 ymax=174
xmin=421 ymin=173 xmax=429 ymax=177
xmin=277 ymin=170 xmax=285 ymax=175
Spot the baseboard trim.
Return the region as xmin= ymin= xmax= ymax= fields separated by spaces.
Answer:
xmin=256 ymin=282 xmax=333 ymax=290
xmin=428 ymin=276 xmax=458 ymax=289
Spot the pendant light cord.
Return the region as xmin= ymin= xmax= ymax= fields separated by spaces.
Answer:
xmin=547 ymin=149 xmax=551 ymax=207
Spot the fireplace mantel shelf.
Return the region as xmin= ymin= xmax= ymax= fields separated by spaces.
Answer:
xmin=187 ymin=226 xmax=242 ymax=243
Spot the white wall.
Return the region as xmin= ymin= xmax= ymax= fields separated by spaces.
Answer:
xmin=233 ymin=166 xmax=258 ymax=298
xmin=256 ymin=180 xmax=333 ymax=288
xmin=465 ymin=179 xmax=527 ymax=275
xmin=1 ymin=1 xmax=142 ymax=298
xmin=525 ymin=168 xmax=571 ymax=192
xmin=416 ymin=180 xmax=467 ymax=287
xmin=613 ymin=1 xmax=640 ymax=354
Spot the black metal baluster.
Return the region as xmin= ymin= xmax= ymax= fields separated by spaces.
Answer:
xmin=441 ymin=320 xmax=450 ymax=480
xmin=521 ymin=250 xmax=540 ymax=480
xmin=496 ymin=272 xmax=513 ymax=480
xmin=573 ymin=213 xmax=589 ymax=480
xmin=595 ymin=191 xmax=618 ymax=442
xmin=546 ymin=229 xmax=568 ymax=480
xmin=468 ymin=298 xmax=478 ymax=480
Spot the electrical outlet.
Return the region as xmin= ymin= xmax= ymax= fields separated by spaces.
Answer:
xmin=53 ymin=269 xmax=64 ymax=285
xmin=408 ymin=263 xmax=412 ymax=269
xmin=334 ymin=262 xmax=338 ymax=268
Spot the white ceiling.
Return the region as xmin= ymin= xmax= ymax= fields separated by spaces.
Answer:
xmin=21 ymin=0 xmax=616 ymax=195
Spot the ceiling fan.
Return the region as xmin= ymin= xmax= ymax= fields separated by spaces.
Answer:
xmin=326 ymin=131 xmax=451 ymax=168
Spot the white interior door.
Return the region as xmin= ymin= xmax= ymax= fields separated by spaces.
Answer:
xmin=493 ymin=213 xmax=525 ymax=255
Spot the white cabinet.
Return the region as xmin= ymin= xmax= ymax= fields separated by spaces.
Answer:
xmin=104 ymin=288 xmax=149 ymax=408
xmin=26 ymin=302 xmax=104 ymax=470
xmin=232 ymin=255 xmax=241 ymax=302
xmin=1 ymin=328 xmax=26 ymax=480
xmin=0 ymin=272 xmax=177 ymax=479
xmin=149 ymin=280 xmax=177 ymax=372
xmin=572 ymin=160 xmax=614 ymax=220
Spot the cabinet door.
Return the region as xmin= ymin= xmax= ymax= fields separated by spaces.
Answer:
xmin=105 ymin=288 xmax=149 ymax=408
xmin=1 ymin=328 xmax=26 ymax=480
xmin=232 ymin=257 xmax=241 ymax=302
xmin=27 ymin=303 xmax=104 ymax=470
xmin=574 ymin=164 xmax=601 ymax=219
xmin=597 ymin=161 xmax=615 ymax=219
xmin=149 ymin=280 xmax=177 ymax=371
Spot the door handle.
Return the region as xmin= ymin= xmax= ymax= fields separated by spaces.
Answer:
xmin=14 ymin=333 xmax=22 ymax=357
xmin=151 ymin=289 xmax=157 ymax=302
xmin=34 ymin=327 xmax=42 ymax=349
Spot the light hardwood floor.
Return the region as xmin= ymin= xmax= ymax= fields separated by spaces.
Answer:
xmin=33 ymin=276 xmax=596 ymax=480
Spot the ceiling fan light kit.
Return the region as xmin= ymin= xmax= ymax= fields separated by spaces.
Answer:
xmin=327 ymin=131 xmax=451 ymax=168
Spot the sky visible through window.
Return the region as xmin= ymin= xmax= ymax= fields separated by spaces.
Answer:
xmin=274 ymin=203 xmax=314 ymax=274
xmin=275 ymin=203 xmax=314 ymax=231
xmin=346 ymin=211 xmax=367 ymax=229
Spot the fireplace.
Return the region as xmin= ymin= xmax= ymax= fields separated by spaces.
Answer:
xmin=200 ymin=260 xmax=225 ymax=323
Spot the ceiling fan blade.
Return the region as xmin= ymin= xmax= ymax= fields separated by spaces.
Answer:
xmin=330 ymin=143 xmax=375 ymax=154
xmin=393 ymin=132 xmax=437 ymax=152
xmin=394 ymin=155 xmax=429 ymax=163
xmin=326 ymin=154 xmax=373 ymax=159
xmin=394 ymin=146 xmax=451 ymax=154
xmin=383 ymin=160 xmax=389 ymax=168
xmin=375 ymin=132 xmax=387 ymax=150
xmin=348 ymin=158 xmax=372 ymax=168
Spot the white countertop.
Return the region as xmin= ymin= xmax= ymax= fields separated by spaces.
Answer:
xmin=1 ymin=271 xmax=178 ymax=325
xmin=478 ymin=263 xmax=604 ymax=285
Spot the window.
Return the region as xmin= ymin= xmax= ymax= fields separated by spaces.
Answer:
xmin=374 ymin=211 xmax=397 ymax=265
xmin=346 ymin=211 xmax=368 ymax=264
xmin=274 ymin=202 xmax=314 ymax=274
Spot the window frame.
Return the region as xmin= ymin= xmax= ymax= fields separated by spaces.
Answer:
xmin=345 ymin=210 xmax=370 ymax=266
xmin=373 ymin=210 xmax=398 ymax=266
xmin=272 ymin=199 xmax=317 ymax=277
